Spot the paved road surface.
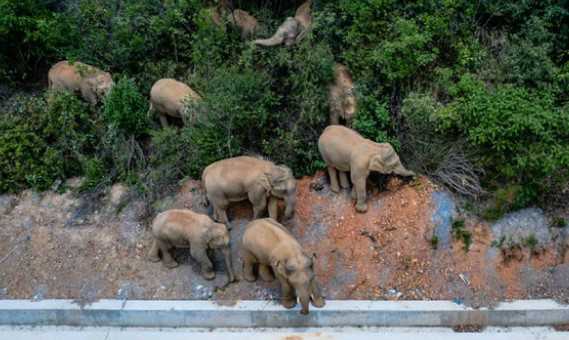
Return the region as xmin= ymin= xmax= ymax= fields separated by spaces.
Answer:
xmin=1 ymin=326 xmax=567 ymax=340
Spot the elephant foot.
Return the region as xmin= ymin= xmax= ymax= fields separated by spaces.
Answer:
xmin=163 ymin=260 xmax=179 ymax=269
xmin=147 ymin=255 xmax=161 ymax=263
xmin=330 ymin=185 xmax=340 ymax=193
xmin=243 ymin=271 xmax=257 ymax=282
xmin=202 ymin=269 xmax=216 ymax=280
xmin=281 ymin=297 xmax=297 ymax=309
xmin=355 ymin=202 xmax=368 ymax=213
xmin=311 ymin=296 xmax=326 ymax=308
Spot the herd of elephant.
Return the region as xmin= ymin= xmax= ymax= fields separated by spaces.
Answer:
xmin=45 ymin=0 xmax=416 ymax=315
xmin=147 ymin=127 xmax=414 ymax=315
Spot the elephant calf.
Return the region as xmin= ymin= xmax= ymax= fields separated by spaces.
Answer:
xmin=241 ymin=218 xmax=325 ymax=315
xmin=148 ymin=209 xmax=235 ymax=283
xmin=318 ymin=125 xmax=415 ymax=213
xmin=48 ymin=60 xmax=114 ymax=106
xmin=329 ymin=63 xmax=357 ymax=126
xmin=149 ymin=78 xmax=202 ymax=127
xmin=202 ymin=156 xmax=296 ymax=226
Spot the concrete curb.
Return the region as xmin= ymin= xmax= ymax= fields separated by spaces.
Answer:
xmin=0 ymin=299 xmax=567 ymax=328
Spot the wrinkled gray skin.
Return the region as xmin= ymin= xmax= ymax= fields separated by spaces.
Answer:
xmin=254 ymin=0 xmax=311 ymax=47
xmin=48 ymin=60 xmax=114 ymax=106
xmin=318 ymin=125 xmax=415 ymax=213
xmin=202 ymin=156 xmax=297 ymax=228
xmin=148 ymin=209 xmax=235 ymax=283
xmin=241 ymin=218 xmax=325 ymax=315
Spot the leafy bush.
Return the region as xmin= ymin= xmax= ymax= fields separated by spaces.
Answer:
xmin=438 ymin=74 xmax=569 ymax=199
xmin=0 ymin=0 xmax=73 ymax=82
xmin=0 ymin=93 xmax=98 ymax=192
xmin=185 ymin=66 xmax=278 ymax=176
xmin=103 ymin=77 xmax=149 ymax=136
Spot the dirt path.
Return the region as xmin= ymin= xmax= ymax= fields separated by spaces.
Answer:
xmin=0 ymin=173 xmax=567 ymax=307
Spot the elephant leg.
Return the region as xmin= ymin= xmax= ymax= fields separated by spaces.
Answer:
xmin=249 ymin=192 xmax=267 ymax=219
xmin=242 ymin=249 xmax=257 ymax=282
xmin=211 ymin=196 xmax=230 ymax=226
xmin=159 ymin=114 xmax=169 ymax=128
xmin=277 ymin=275 xmax=297 ymax=309
xmin=310 ymin=279 xmax=326 ymax=308
xmin=259 ymin=264 xmax=275 ymax=282
xmin=147 ymin=239 xmax=161 ymax=262
xmin=268 ymin=196 xmax=279 ymax=221
xmin=329 ymin=111 xmax=339 ymax=125
xmin=158 ymin=240 xmax=178 ymax=268
xmin=191 ymin=245 xmax=214 ymax=279
xmin=339 ymin=171 xmax=350 ymax=189
xmin=327 ymin=166 xmax=340 ymax=193
xmin=191 ymin=245 xmax=215 ymax=280
xmin=351 ymin=171 xmax=368 ymax=213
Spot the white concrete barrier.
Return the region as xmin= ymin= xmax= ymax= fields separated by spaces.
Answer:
xmin=0 ymin=299 xmax=567 ymax=328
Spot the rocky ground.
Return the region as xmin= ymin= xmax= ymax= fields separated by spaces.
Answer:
xmin=0 ymin=173 xmax=568 ymax=307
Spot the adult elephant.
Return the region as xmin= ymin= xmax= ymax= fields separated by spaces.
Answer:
xmin=318 ymin=125 xmax=415 ymax=213
xmin=202 ymin=156 xmax=297 ymax=226
xmin=48 ymin=60 xmax=114 ymax=106
xmin=241 ymin=218 xmax=325 ymax=315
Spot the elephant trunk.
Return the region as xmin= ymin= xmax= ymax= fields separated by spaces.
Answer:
xmin=296 ymin=285 xmax=311 ymax=315
xmin=393 ymin=164 xmax=415 ymax=177
xmin=254 ymin=35 xmax=284 ymax=46
xmin=222 ymin=246 xmax=235 ymax=283
xmin=284 ymin=192 xmax=296 ymax=219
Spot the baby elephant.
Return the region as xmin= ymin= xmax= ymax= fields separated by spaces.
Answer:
xmin=48 ymin=60 xmax=114 ymax=105
xmin=149 ymin=78 xmax=202 ymax=128
xmin=241 ymin=218 xmax=325 ymax=315
xmin=202 ymin=156 xmax=296 ymax=226
xmin=148 ymin=209 xmax=235 ymax=283
xmin=318 ymin=125 xmax=415 ymax=213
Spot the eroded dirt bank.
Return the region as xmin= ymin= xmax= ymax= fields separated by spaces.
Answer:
xmin=0 ymin=173 xmax=567 ymax=307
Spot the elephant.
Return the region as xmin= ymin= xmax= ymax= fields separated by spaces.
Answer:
xmin=329 ymin=63 xmax=357 ymax=126
xmin=227 ymin=9 xmax=259 ymax=38
xmin=149 ymin=78 xmax=202 ymax=128
xmin=254 ymin=0 xmax=311 ymax=47
xmin=318 ymin=125 xmax=415 ymax=213
xmin=241 ymin=218 xmax=325 ymax=315
xmin=201 ymin=156 xmax=297 ymax=226
xmin=148 ymin=209 xmax=235 ymax=283
xmin=48 ymin=60 xmax=114 ymax=106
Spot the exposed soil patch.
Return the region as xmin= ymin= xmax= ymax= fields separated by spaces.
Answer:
xmin=0 ymin=173 xmax=567 ymax=306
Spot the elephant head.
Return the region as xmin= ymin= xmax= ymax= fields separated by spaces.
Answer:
xmin=258 ymin=165 xmax=297 ymax=219
xmin=206 ymin=223 xmax=235 ymax=283
xmin=86 ymin=73 xmax=114 ymax=103
xmin=254 ymin=17 xmax=300 ymax=47
xmin=369 ymin=143 xmax=415 ymax=177
xmin=272 ymin=253 xmax=318 ymax=315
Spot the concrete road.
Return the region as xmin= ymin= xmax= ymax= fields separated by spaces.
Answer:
xmin=1 ymin=326 xmax=567 ymax=340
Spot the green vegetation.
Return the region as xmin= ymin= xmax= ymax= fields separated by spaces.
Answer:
xmin=451 ymin=219 xmax=472 ymax=252
xmin=1 ymin=0 xmax=568 ymax=215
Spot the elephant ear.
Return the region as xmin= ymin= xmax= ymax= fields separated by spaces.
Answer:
xmin=271 ymin=258 xmax=294 ymax=277
xmin=254 ymin=172 xmax=272 ymax=196
xmin=270 ymin=165 xmax=293 ymax=189
xmin=370 ymin=145 xmax=397 ymax=173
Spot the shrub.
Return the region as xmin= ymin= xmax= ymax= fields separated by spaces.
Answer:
xmin=0 ymin=92 xmax=98 ymax=192
xmin=102 ymin=77 xmax=149 ymax=136
xmin=185 ymin=66 xmax=278 ymax=176
xmin=438 ymin=75 xmax=569 ymax=201
xmin=352 ymin=96 xmax=397 ymax=146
